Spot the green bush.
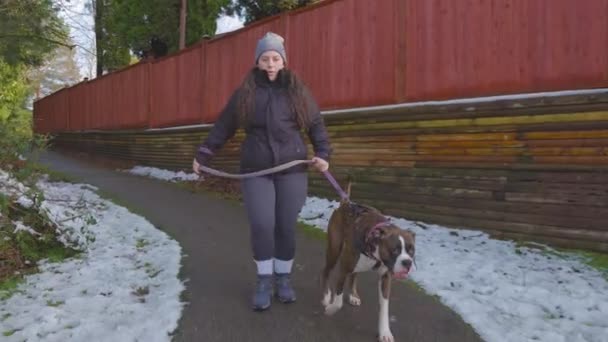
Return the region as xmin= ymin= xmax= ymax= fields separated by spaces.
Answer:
xmin=1 ymin=57 xmax=49 ymax=166
xmin=0 ymin=83 xmax=69 ymax=290
xmin=0 ymin=111 xmax=48 ymax=166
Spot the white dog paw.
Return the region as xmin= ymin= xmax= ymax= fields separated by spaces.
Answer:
xmin=348 ymin=294 xmax=361 ymax=306
xmin=378 ymin=330 xmax=394 ymax=342
xmin=324 ymin=294 xmax=343 ymax=316
xmin=321 ymin=290 xmax=331 ymax=307
xmin=324 ymin=302 xmax=342 ymax=316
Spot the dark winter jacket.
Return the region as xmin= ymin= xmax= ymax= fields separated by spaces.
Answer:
xmin=195 ymin=68 xmax=331 ymax=174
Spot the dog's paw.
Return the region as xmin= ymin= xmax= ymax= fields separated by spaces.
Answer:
xmin=348 ymin=294 xmax=361 ymax=306
xmin=378 ymin=330 xmax=394 ymax=342
xmin=324 ymin=294 xmax=343 ymax=316
xmin=321 ymin=290 xmax=331 ymax=307
xmin=324 ymin=302 xmax=342 ymax=316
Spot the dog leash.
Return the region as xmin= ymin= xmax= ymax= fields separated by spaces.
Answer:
xmin=198 ymin=159 xmax=350 ymax=201
xmin=198 ymin=159 xmax=312 ymax=179
xmin=321 ymin=170 xmax=349 ymax=201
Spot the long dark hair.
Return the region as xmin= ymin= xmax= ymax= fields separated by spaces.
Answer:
xmin=235 ymin=68 xmax=313 ymax=129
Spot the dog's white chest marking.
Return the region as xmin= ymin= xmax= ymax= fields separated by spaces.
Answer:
xmin=354 ymin=253 xmax=378 ymax=272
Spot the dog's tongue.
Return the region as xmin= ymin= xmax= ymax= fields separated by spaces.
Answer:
xmin=394 ymin=270 xmax=409 ymax=279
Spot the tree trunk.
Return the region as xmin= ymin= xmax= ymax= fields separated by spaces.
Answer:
xmin=94 ymin=0 xmax=104 ymax=77
xmin=179 ymin=0 xmax=187 ymax=50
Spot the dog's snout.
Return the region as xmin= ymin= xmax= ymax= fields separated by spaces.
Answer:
xmin=401 ymin=259 xmax=412 ymax=268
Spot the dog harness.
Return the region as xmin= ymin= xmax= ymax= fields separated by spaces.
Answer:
xmin=350 ymin=203 xmax=392 ymax=260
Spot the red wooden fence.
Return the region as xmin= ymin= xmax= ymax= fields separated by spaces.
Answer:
xmin=405 ymin=0 xmax=608 ymax=101
xmin=33 ymin=0 xmax=608 ymax=134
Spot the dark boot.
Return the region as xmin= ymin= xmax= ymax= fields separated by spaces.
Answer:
xmin=275 ymin=273 xmax=296 ymax=303
xmin=252 ymin=274 xmax=273 ymax=311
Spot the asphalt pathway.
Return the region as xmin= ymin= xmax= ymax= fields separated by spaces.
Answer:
xmin=39 ymin=150 xmax=483 ymax=342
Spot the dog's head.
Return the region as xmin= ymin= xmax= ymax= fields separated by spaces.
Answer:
xmin=337 ymin=176 xmax=416 ymax=278
xmin=371 ymin=225 xmax=416 ymax=279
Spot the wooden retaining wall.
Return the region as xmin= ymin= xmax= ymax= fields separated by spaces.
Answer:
xmin=51 ymin=91 xmax=608 ymax=252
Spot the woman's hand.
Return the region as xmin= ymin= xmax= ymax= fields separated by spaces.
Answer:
xmin=311 ymin=156 xmax=329 ymax=172
xmin=192 ymin=158 xmax=201 ymax=174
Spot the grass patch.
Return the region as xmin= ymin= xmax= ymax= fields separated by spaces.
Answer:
xmin=571 ymin=250 xmax=608 ymax=279
xmin=297 ymin=221 xmax=326 ymax=241
xmin=1 ymin=226 xmax=78 ymax=280
xmin=396 ymin=279 xmax=437 ymax=300
xmin=36 ymin=166 xmax=78 ymax=184
xmin=133 ymin=286 xmax=149 ymax=297
xmin=398 ymin=278 xmax=439 ymax=299
xmin=12 ymin=231 xmax=77 ymax=263
xmin=0 ymin=276 xmax=24 ymax=300
xmin=9 ymin=162 xmax=76 ymax=185
xmin=0 ymin=229 xmax=77 ymax=300
xmin=142 ymin=262 xmax=161 ymax=278
xmin=147 ymin=268 xmax=161 ymax=278
xmin=136 ymin=239 xmax=149 ymax=250
xmin=132 ymin=285 xmax=149 ymax=303
xmin=3 ymin=328 xmax=20 ymax=336
xmin=516 ymin=242 xmax=608 ymax=280
xmin=46 ymin=299 xmax=64 ymax=307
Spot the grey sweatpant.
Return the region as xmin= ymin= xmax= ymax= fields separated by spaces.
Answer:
xmin=241 ymin=172 xmax=308 ymax=262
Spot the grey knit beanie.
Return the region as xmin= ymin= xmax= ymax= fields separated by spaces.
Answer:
xmin=255 ymin=32 xmax=287 ymax=64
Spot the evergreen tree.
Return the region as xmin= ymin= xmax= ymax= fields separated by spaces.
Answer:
xmin=223 ymin=0 xmax=321 ymax=24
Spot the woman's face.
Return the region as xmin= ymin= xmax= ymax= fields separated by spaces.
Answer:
xmin=257 ymin=50 xmax=285 ymax=81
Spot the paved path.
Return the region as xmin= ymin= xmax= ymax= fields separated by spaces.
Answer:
xmin=39 ymin=151 xmax=483 ymax=342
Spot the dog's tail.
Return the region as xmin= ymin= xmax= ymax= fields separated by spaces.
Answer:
xmin=344 ymin=174 xmax=353 ymax=201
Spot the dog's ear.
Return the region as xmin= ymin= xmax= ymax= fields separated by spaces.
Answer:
xmin=400 ymin=229 xmax=416 ymax=241
xmin=371 ymin=226 xmax=388 ymax=240
xmin=370 ymin=229 xmax=381 ymax=239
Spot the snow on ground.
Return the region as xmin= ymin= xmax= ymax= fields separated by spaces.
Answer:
xmin=128 ymin=166 xmax=200 ymax=182
xmin=128 ymin=166 xmax=608 ymax=342
xmin=301 ymin=197 xmax=608 ymax=342
xmin=0 ymin=170 xmax=184 ymax=342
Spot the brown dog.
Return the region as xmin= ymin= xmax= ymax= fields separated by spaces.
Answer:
xmin=320 ymin=182 xmax=416 ymax=342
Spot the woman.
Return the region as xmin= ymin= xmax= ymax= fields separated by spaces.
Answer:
xmin=192 ymin=32 xmax=332 ymax=311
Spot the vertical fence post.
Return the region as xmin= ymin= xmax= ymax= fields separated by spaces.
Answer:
xmin=65 ymin=89 xmax=70 ymax=132
xmin=146 ymin=62 xmax=152 ymax=129
xmin=175 ymin=54 xmax=180 ymax=129
xmin=198 ymin=39 xmax=207 ymax=123
xmin=281 ymin=11 xmax=290 ymax=44
xmin=394 ymin=0 xmax=407 ymax=103
xmin=277 ymin=11 xmax=291 ymax=90
xmin=199 ymin=38 xmax=208 ymax=123
xmin=176 ymin=51 xmax=182 ymax=125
